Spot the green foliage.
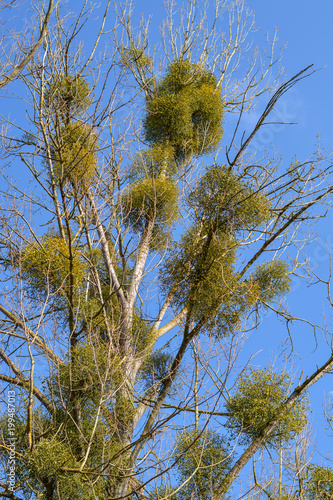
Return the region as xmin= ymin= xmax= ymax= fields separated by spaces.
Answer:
xmin=0 ymin=409 xmax=103 ymax=499
xmin=45 ymin=75 xmax=97 ymax=190
xmin=21 ymin=231 xmax=87 ymax=299
xmin=188 ymin=165 xmax=271 ymax=232
xmin=1 ymin=409 xmax=96 ymax=498
xmin=122 ymin=175 xmax=179 ymax=232
xmin=161 ymin=236 xmax=291 ymax=335
xmin=251 ymin=260 xmax=292 ymax=303
xmin=304 ymin=465 xmax=333 ymax=500
xmin=131 ymin=143 xmax=177 ymax=178
xmin=45 ymin=74 xmax=92 ymax=117
xmin=161 ymin=228 xmax=256 ymax=335
xmin=54 ymin=341 xmax=110 ymax=400
xmin=121 ymin=46 xmax=153 ymax=71
xmin=53 ymin=120 xmax=98 ymax=188
xmin=81 ymin=287 xmax=121 ymax=340
xmin=226 ymin=368 xmax=309 ymax=446
xmin=143 ymin=59 xmax=223 ymax=161
xmin=140 ymin=351 xmax=174 ymax=391
xmin=148 ymin=485 xmax=179 ymax=500
xmin=26 ymin=437 xmax=103 ymax=499
xmin=174 ymin=428 xmax=232 ymax=500
xmin=44 ymin=368 xmax=118 ymax=480
xmin=27 ymin=438 xmax=75 ymax=482
xmin=160 ymin=166 xmax=288 ymax=336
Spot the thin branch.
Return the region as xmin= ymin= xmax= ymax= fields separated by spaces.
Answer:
xmin=217 ymin=352 xmax=333 ymax=497
xmin=0 ymin=0 xmax=54 ymax=89
xmin=0 ymin=304 xmax=60 ymax=365
xmin=0 ymin=364 xmax=54 ymax=415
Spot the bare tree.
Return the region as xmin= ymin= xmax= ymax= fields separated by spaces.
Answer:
xmin=0 ymin=1 xmax=332 ymax=499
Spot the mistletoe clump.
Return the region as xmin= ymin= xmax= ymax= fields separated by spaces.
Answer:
xmin=188 ymin=165 xmax=271 ymax=233
xmin=21 ymin=231 xmax=87 ymax=299
xmin=226 ymin=368 xmax=309 ymax=446
xmin=123 ymin=175 xmax=179 ymax=233
xmin=53 ymin=121 xmax=98 ymax=189
xmin=174 ymin=428 xmax=232 ymax=500
xmin=143 ymin=59 xmax=223 ymax=161
xmin=45 ymin=74 xmax=92 ymax=118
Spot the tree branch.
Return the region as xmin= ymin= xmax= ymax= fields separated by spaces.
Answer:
xmin=217 ymin=352 xmax=333 ymax=497
xmin=0 ymin=358 xmax=54 ymax=415
xmin=0 ymin=304 xmax=60 ymax=365
xmin=0 ymin=0 xmax=54 ymax=89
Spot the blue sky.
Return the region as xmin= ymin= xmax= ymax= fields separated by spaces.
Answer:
xmin=247 ymin=0 xmax=333 ymax=155
xmin=239 ymin=0 xmax=333 ymax=467
xmin=127 ymin=0 xmax=333 ymax=470
xmin=119 ymin=3 xmax=333 ymax=486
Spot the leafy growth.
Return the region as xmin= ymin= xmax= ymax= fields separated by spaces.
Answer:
xmin=188 ymin=165 xmax=271 ymax=233
xmin=144 ymin=59 xmax=223 ymax=161
xmin=21 ymin=231 xmax=87 ymax=299
xmin=226 ymin=368 xmax=309 ymax=446
xmin=175 ymin=428 xmax=232 ymax=500
xmin=304 ymin=465 xmax=333 ymax=500
xmin=123 ymin=175 xmax=179 ymax=233
xmin=251 ymin=260 xmax=292 ymax=303
xmin=53 ymin=121 xmax=98 ymax=189
xmin=45 ymin=74 xmax=92 ymax=118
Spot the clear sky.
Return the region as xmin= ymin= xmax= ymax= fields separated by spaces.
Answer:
xmin=246 ymin=0 xmax=333 ymax=155
xmin=234 ymin=0 xmax=333 ymax=464
xmin=240 ymin=0 xmax=333 ymax=470
xmin=127 ymin=0 xmax=333 ymax=469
